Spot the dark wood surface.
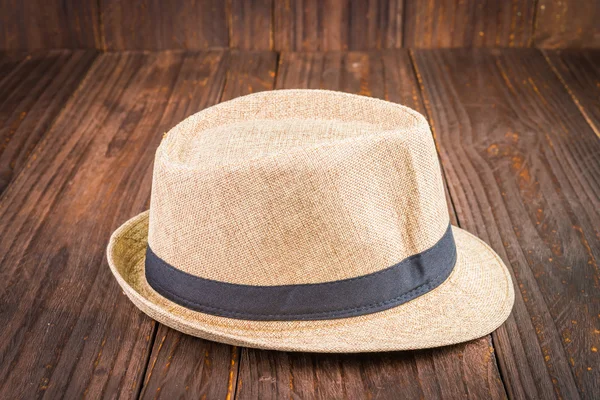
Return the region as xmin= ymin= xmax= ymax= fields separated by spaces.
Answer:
xmin=273 ymin=0 xmax=403 ymax=51
xmin=0 ymin=51 xmax=191 ymax=399
xmin=2 ymin=0 xmax=600 ymax=51
xmin=0 ymin=50 xmax=96 ymax=194
xmin=0 ymin=48 xmax=598 ymax=399
xmin=100 ymin=0 xmax=229 ymax=51
xmin=229 ymin=0 xmax=274 ymax=50
xmin=544 ymin=50 xmax=600 ymax=134
xmin=403 ymin=0 xmax=536 ymax=48
xmin=412 ymin=48 xmax=600 ymax=399
xmin=534 ymin=0 xmax=600 ymax=48
xmin=0 ymin=0 xmax=100 ymax=50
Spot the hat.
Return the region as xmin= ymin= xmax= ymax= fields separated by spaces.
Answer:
xmin=107 ymin=90 xmax=514 ymax=353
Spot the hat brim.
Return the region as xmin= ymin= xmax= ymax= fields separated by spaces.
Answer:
xmin=107 ymin=211 xmax=514 ymax=353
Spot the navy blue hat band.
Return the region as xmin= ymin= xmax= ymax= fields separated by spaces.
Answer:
xmin=145 ymin=224 xmax=457 ymax=321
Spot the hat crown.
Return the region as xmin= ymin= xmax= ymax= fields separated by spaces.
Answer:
xmin=147 ymin=90 xmax=449 ymax=286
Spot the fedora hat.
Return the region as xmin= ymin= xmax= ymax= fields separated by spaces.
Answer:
xmin=107 ymin=90 xmax=514 ymax=353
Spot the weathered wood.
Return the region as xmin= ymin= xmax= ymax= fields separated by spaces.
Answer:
xmin=0 ymin=50 xmax=96 ymax=195
xmin=138 ymin=50 xmax=278 ymax=399
xmin=139 ymin=326 xmax=236 ymax=399
xmin=3 ymin=0 xmax=600 ymax=51
xmin=220 ymin=51 xmax=278 ymax=98
xmin=234 ymin=50 xmax=507 ymax=400
xmin=544 ymin=50 xmax=600 ymax=136
xmin=100 ymin=0 xmax=228 ymax=50
xmin=534 ymin=0 xmax=600 ymax=49
xmin=0 ymin=52 xmax=31 ymax=84
xmin=1 ymin=45 xmax=598 ymax=399
xmin=382 ymin=50 xmax=459 ymax=227
xmin=273 ymin=0 xmax=403 ymax=51
xmin=0 ymin=51 xmax=226 ymax=399
xmin=0 ymin=0 xmax=100 ymax=50
xmin=236 ymin=339 xmax=506 ymax=399
xmin=412 ymin=48 xmax=600 ymax=399
xmin=229 ymin=0 xmax=273 ymax=50
xmin=124 ymin=51 xmax=233 ymax=400
xmin=404 ymin=0 xmax=535 ymax=48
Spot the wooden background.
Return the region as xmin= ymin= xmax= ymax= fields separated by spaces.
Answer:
xmin=1 ymin=0 xmax=599 ymax=51
xmin=0 ymin=46 xmax=598 ymax=400
xmin=1 ymin=0 xmax=599 ymax=399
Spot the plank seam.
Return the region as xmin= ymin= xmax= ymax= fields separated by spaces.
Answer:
xmin=407 ymin=49 xmax=513 ymax=398
xmin=129 ymin=53 xmax=192 ymax=400
xmin=97 ymin=0 xmax=107 ymax=51
xmin=226 ymin=0 xmax=233 ymax=49
xmin=270 ymin=0 xmax=275 ymax=51
xmin=489 ymin=332 xmax=513 ymax=399
xmin=530 ymin=0 xmax=540 ymax=47
xmin=135 ymin=321 xmax=159 ymax=400
xmin=228 ymin=346 xmax=242 ymax=400
xmin=400 ymin=0 xmax=407 ymax=48
xmin=542 ymin=50 xmax=600 ymax=140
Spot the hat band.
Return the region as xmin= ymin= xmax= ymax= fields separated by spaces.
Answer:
xmin=145 ymin=224 xmax=456 ymax=321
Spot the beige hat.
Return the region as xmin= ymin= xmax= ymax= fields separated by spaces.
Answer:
xmin=107 ymin=89 xmax=514 ymax=353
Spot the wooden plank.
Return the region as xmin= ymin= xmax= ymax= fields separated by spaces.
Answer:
xmin=138 ymin=50 xmax=278 ymax=399
xmin=229 ymin=0 xmax=273 ymax=50
xmin=0 ymin=50 xmax=231 ymax=399
xmin=100 ymin=0 xmax=228 ymax=50
xmin=0 ymin=50 xmax=97 ymax=195
xmin=412 ymin=48 xmax=600 ymax=399
xmin=219 ymin=51 xmax=278 ymax=98
xmin=0 ymin=0 xmax=100 ymax=50
xmin=129 ymin=51 xmax=232 ymax=400
xmin=236 ymin=339 xmax=506 ymax=399
xmin=0 ymin=51 xmax=30 ymax=83
xmin=534 ymin=0 xmax=600 ymax=49
xmin=403 ymin=0 xmax=535 ymax=48
xmin=234 ymin=50 xmax=507 ymax=400
xmin=273 ymin=0 xmax=403 ymax=51
xmin=139 ymin=326 xmax=236 ymax=399
xmin=544 ymin=50 xmax=600 ymax=136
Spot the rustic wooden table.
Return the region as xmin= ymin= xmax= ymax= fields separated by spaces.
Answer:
xmin=0 ymin=48 xmax=598 ymax=399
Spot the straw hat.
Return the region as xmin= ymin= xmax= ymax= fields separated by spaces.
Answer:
xmin=107 ymin=90 xmax=514 ymax=353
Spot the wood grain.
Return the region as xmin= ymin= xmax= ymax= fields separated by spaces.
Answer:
xmin=544 ymin=50 xmax=600 ymax=137
xmin=138 ymin=50 xmax=278 ymax=399
xmin=139 ymin=327 xmax=236 ymax=399
xmin=2 ymin=0 xmax=600 ymax=51
xmin=0 ymin=50 xmax=96 ymax=195
xmin=229 ymin=0 xmax=273 ymax=50
xmin=100 ymin=0 xmax=228 ymax=50
xmin=412 ymin=48 xmax=600 ymax=399
xmin=534 ymin=0 xmax=600 ymax=49
xmin=235 ymin=50 xmax=507 ymax=400
xmin=0 ymin=51 xmax=206 ymax=399
xmin=122 ymin=51 xmax=232 ymax=400
xmin=273 ymin=0 xmax=403 ymax=51
xmin=404 ymin=0 xmax=536 ymax=48
xmin=0 ymin=0 xmax=100 ymax=50
xmin=0 ymin=45 xmax=598 ymax=398
xmin=236 ymin=338 xmax=506 ymax=399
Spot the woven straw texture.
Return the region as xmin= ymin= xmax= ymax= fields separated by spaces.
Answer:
xmin=149 ymin=90 xmax=448 ymax=284
xmin=107 ymin=90 xmax=514 ymax=352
